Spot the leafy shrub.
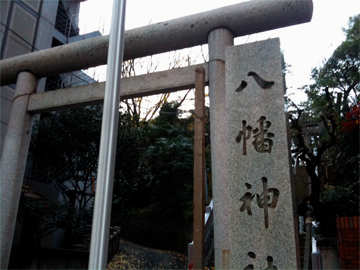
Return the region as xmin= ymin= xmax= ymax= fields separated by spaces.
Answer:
xmin=313 ymin=186 xmax=359 ymax=239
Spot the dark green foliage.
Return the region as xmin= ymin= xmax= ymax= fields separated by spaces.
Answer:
xmin=156 ymin=101 xmax=182 ymax=126
xmin=28 ymin=101 xmax=196 ymax=244
xmin=312 ymin=187 xmax=359 ymax=239
xmin=18 ymin=194 xmax=91 ymax=247
xmin=320 ymin=187 xmax=360 ymax=217
xmin=112 ymin=102 xmax=194 ymax=233
xmin=144 ymin=127 xmax=193 ymax=223
xmin=27 ymin=106 xmax=102 ymax=247
xmin=29 ymin=106 xmax=102 ymax=210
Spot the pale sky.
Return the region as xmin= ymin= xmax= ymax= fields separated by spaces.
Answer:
xmin=79 ymin=0 xmax=360 ymax=107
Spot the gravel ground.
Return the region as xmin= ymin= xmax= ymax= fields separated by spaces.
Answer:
xmin=107 ymin=238 xmax=188 ymax=270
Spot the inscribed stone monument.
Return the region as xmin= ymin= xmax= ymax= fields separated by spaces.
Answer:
xmin=226 ymin=38 xmax=298 ymax=269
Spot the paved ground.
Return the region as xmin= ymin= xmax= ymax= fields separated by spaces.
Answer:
xmin=107 ymin=238 xmax=188 ymax=270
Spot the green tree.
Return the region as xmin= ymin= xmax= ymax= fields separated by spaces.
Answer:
xmin=28 ymin=106 xmax=103 ymax=247
xmin=303 ymin=15 xmax=359 ymax=117
xmin=112 ymin=101 xmax=195 ymax=233
xmin=17 ymin=194 xmax=91 ymax=247
xmin=289 ymin=15 xmax=359 ymax=210
xmin=29 ymin=106 xmax=102 ymax=210
xmin=112 ymin=113 xmax=152 ymax=216
xmin=28 ymin=100 xmax=197 ymax=246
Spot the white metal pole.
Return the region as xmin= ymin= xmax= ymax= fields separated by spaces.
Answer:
xmin=88 ymin=0 xmax=126 ymax=269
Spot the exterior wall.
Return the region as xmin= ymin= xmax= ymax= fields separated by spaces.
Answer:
xmin=1 ymin=0 xmax=88 ymax=250
xmin=336 ymin=216 xmax=360 ymax=269
xmin=0 ymin=0 xmax=87 ymax=153
xmin=0 ymin=0 xmax=59 ymax=153
xmin=319 ymin=246 xmax=341 ymax=270
xmin=35 ymin=0 xmax=59 ymax=51
xmin=1 ymin=2 xmax=37 ymax=59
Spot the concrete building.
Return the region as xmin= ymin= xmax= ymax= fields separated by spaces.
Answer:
xmin=1 ymin=0 xmax=99 ymax=153
xmin=1 ymin=0 xmax=100 ymax=249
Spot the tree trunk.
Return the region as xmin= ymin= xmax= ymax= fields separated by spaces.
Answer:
xmin=305 ymin=162 xmax=322 ymax=216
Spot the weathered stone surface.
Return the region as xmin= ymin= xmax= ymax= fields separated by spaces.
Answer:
xmin=27 ymin=63 xmax=209 ymax=113
xmin=208 ymin=28 xmax=233 ymax=270
xmin=0 ymin=0 xmax=313 ymax=86
xmin=225 ymin=38 xmax=297 ymax=269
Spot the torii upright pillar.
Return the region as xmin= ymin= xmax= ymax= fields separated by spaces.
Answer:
xmin=208 ymin=28 xmax=234 ymax=270
xmin=0 ymin=72 xmax=38 ymax=269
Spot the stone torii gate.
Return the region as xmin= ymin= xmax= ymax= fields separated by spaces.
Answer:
xmin=0 ymin=0 xmax=313 ymax=268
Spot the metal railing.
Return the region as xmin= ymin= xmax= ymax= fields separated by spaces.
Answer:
xmin=188 ymin=200 xmax=214 ymax=269
xmin=55 ymin=1 xmax=80 ymax=38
